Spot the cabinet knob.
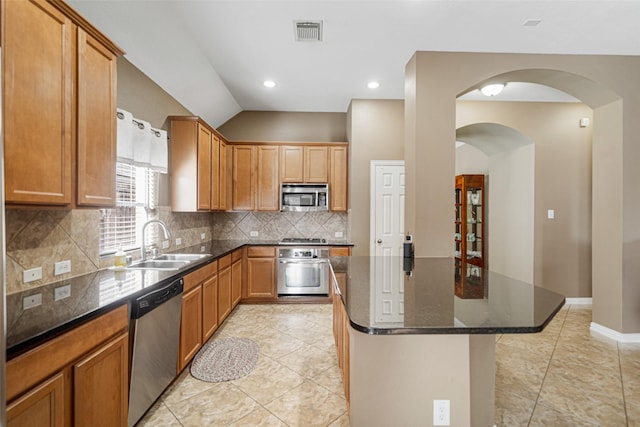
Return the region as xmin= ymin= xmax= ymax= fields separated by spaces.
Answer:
xmin=377 ymin=239 xmax=382 ymax=244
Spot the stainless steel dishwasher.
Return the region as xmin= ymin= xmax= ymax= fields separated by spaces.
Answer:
xmin=128 ymin=277 xmax=183 ymax=427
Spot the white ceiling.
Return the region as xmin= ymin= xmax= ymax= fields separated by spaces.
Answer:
xmin=69 ymin=1 xmax=640 ymax=127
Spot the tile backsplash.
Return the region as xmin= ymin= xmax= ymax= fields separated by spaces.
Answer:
xmin=4 ymin=206 xmax=349 ymax=295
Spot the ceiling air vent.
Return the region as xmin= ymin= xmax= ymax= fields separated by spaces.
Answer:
xmin=294 ymin=20 xmax=323 ymax=42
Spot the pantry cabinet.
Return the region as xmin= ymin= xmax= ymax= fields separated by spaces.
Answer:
xmin=6 ymin=304 xmax=129 ymax=427
xmin=3 ymin=0 xmax=122 ymax=207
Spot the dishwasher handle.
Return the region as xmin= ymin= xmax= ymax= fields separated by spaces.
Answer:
xmin=132 ymin=278 xmax=184 ymax=319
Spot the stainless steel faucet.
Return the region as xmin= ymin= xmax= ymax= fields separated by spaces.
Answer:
xmin=141 ymin=219 xmax=171 ymax=261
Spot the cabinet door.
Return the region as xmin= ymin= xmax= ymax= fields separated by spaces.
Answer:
xmin=202 ymin=274 xmax=219 ymax=342
xmin=76 ymin=28 xmax=117 ymax=206
xmin=211 ymin=135 xmax=221 ymax=210
xmin=246 ymin=258 xmax=276 ymax=298
xmin=218 ymin=265 xmax=232 ymax=323
xmin=178 ymin=286 xmax=203 ymax=372
xmin=232 ymin=146 xmax=256 ymax=210
xmin=4 ymin=0 xmax=73 ymax=205
xmin=304 ymin=146 xmax=329 ymax=183
xmin=219 ymin=140 xmax=228 ymax=211
xmin=73 ymin=333 xmax=128 ymax=427
xmin=7 ymin=371 xmax=66 ymax=427
xmin=231 ymin=259 xmax=242 ymax=308
xmin=280 ymin=146 xmax=304 ymax=182
xmin=329 ymin=147 xmax=348 ymax=211
xmin=257 ymin=146 xmax=280 ymax=211
xmin=197 ymin=124 xmax=213 ymax=210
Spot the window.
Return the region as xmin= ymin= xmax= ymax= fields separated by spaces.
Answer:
xmin=99 ymin=163 xmax=157 ymax=255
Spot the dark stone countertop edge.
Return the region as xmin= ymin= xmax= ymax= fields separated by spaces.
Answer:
xmin=7 ymin=240 xmax=354 ymax=359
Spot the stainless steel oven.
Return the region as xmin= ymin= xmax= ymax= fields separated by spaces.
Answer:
xmin=277 ymin=247 xmax=329 ymax=295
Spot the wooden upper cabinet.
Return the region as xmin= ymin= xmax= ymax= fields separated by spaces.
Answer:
xmin=219 ymin=140 xmax=228 ymax=211
xmin=76 ymin=28 xmax=117 ymax=206
xmin=3 ymin=0 xmax=123 ymax=207
xmin=304 ymin=146 xmax=329 ymax=183
xmin=280 ymin=146 xmax=304 ymax=182
xmin=257 ymin=146 xmax=279 ymax=211
xmin=232 ymin=145 xmax=256 ymax=211
xmin=3 ymin=0 xmax=74 ymax=205
xmin=329 ymin=146 xmax=348 ymax=211
xmin=197 ymin=124 xmax=213 ymax=210
xmin=211 ymin=135 xmax=221 ymax=210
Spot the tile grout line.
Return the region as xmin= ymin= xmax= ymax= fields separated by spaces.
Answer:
xmin=526 ymin=304 xmax=570 ymax=426
xmin=616 ymin=341 xmax=630 ymax=426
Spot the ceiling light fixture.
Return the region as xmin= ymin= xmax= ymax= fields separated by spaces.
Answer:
xmin=367 ymin=81 xmax=380 ymax=89
xmin=263 ymin=80 xmax=276 ymax=88
xmin=480 ymin=83 xmax=505 ymax=97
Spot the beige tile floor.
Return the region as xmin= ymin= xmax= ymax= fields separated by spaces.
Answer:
xmin=138 ymin=303 xmax=640 ymax=426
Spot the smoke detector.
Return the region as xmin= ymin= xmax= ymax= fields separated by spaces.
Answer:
xmin=294 ymin=20 xmax=323 ymax=42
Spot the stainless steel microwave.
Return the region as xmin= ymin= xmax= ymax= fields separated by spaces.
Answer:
xmin=280 ymin=183 xmax=329 ymax=212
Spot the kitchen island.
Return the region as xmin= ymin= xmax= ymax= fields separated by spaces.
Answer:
xmin=330 ymin=256 xmax=565 ymax=427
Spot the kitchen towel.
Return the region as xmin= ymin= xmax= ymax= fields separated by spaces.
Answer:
xmin=116 ymin=109 xmax=134 ymax=163
xmin=149 ymin=128 xmax=168 ymax=173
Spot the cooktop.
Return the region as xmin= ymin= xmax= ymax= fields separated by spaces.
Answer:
xmin=279 ymin=237 xmax=327 ymax=245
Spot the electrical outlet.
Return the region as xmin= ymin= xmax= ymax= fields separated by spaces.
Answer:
xmin=23 ymin=293 xmax=42 ymax=310
xmin=54 ymin=284 xmax=71 ymax=301
xmin=54 ymin=260 xmax=71 ymax=276
xmin=201 ymin=245 xmax=206 ymax=252
xmin=433 ymin=400 xmax=450 ymax=426
xmin=250 ymin=231 xmax=259 ymax=237
xmin=175 ymin=237 xmax=182 ymax=245
xmin=201 ymin=232 xmax=206 ymax=240
xmin=23 ymin=267 xmax=42 ymax=283
xmin=162 ymin=240 xmax=170 ymax=249
xmin=335 ymin=231 xmax=344 ymax=238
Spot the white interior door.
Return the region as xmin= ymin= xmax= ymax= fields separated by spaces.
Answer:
xmin=371 ymin=161 xmax=405 ymax=323
xmin=371 ymin=161 xmax=405 ymax=257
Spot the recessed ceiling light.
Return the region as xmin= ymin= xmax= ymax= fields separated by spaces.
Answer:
xmin=263 ymin=80 xmax=276 ymax=88
xmin=480 ymin=83 xmax=505 ymax=96
xmin=523 ymin=19 xmax=542 ymax=27
xmin=367 ymin=81 xmax=380 ymax=89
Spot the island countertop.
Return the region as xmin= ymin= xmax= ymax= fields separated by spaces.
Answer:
xmin=330 ymin=256 xmax=565 ymax=335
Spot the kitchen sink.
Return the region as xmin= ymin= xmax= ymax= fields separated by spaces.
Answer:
xmin=153 ymin=253 xmax=210 ymax=262
xmin=126 ymin=253 xmax=211 ymax=271
xmin=127 ymin=260 xmax=190 ymax=271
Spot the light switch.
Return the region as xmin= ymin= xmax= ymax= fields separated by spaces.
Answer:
xmin=547 ymin=209 xmax=555 ymax=219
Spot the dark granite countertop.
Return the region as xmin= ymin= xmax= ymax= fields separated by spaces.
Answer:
xmin=6 ymin=239 xmax=354 ymax=359
xmin=330 ymin=256 xmax=565 ymax=335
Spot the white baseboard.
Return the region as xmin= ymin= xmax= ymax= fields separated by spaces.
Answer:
xmin=565 ymin=297 xmax=592 ymax=305
xmin=590 ymin=322 xmax=640 ymax=343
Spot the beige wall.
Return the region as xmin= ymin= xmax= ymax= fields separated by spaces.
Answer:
xmin=457 ymin=101 xmax=593 ymax=298
xmin=347 ymin=99 xmax=404 ymax=255
xmin=218 ymin=111 xmax=347 ymax=142
xmin=406 ymin=51 xmax=640 ymax=333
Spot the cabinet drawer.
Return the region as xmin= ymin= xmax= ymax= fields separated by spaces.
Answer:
xmin=232 ymin=249 xmax=243 ymax=263
xmin=184 ymin=261 xmax=217 ymax=291
xmin=329 ymin=247 xmax=351 ymax=257
xmin=218 ymin=254 xmax=232 ymax=269
xmin=247 ymin=246 xmax=276 ymax=257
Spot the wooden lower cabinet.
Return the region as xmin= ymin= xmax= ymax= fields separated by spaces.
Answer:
xmin=332 ymin=273 xmax=350 ymax=406
xmin=245 ymin=247 xmax=277 ymax=299
xmin=231 ymin=249 xmax=243 ymax=308
xmin=6 ymin=305 xmax=129 ymax=427
xmin=218 ymin=255 xmax=233 ymax=323
xmin=73 ymin=333 xmax=129 ymax=426
xmin=178 ymin=285 xmax=203 ymax=372
xmin=7 ymin=371 xmax=67 ymax=427
xmin=202 ymin=274 xmax=219 ymax=342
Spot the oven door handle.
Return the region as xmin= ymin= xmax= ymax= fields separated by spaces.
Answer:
xmin=278 ymin=259 xmax=328 ymax=264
